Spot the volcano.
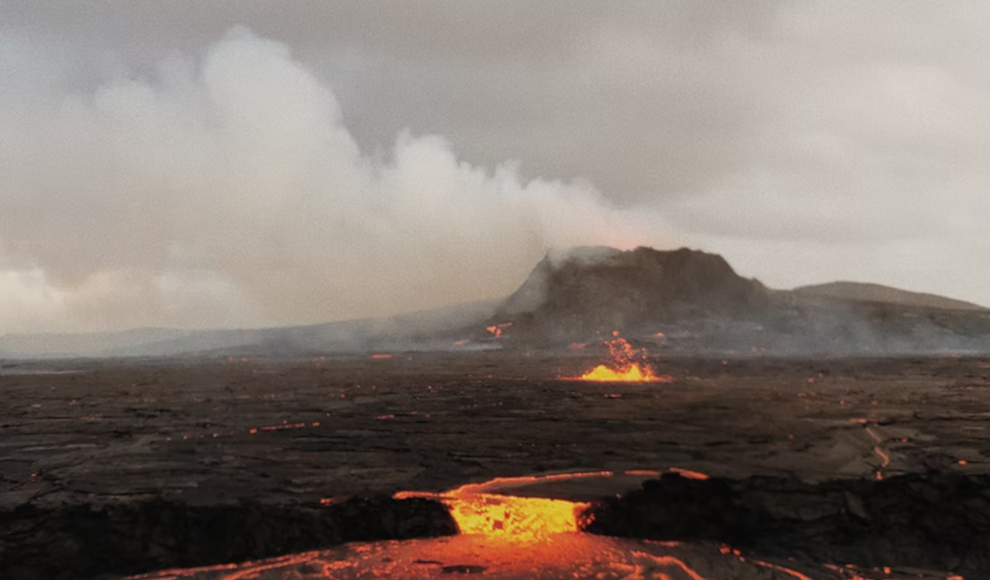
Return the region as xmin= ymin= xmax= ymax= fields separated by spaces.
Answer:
xmin=487 ymin=246 xmax=990 ymax=354
xmin=494 ymin=247 xmax=767 ymax=339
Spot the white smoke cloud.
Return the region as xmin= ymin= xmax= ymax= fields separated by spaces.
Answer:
xmin=0 ymin=27 xmax=667 ymax=334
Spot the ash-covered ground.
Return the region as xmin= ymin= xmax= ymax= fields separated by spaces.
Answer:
xmin=2 ymin=349 xmax=989 ymax=578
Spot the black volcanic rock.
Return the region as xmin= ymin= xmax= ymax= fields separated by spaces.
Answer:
xmin=0 ymin=496 xmax=456 ymax=580
xmin=494 ymin=246 xmax=769 ymax=339
xmin=582 ymin=472 xmax=990 ymax=577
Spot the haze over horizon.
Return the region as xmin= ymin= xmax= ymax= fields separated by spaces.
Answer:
xmin=2 ymin=1 xmax=989 ymax=334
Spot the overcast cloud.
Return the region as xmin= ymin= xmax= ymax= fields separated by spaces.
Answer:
xmin=1 ymin=1 xmax=988 ymax=333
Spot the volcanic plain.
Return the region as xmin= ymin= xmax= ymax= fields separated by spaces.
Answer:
xmin=2 ymin=348 xmax=990 ymax=578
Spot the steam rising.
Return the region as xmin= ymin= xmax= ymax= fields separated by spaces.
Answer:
xmin=0 ymin=28 xmax=665 ymax=334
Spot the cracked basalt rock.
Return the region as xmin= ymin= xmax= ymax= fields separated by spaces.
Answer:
xmin=0 ymin=495 xmax=456 ymax=580
xmin=582 ymin=471 xmax=990 ymax=577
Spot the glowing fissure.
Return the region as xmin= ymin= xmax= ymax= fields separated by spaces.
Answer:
xmin=668 ymin=467 xmax=710 ymax=480
xmin=862 ymin=422 xmax=892 ymax=481
xmin=747 ymin=559 xmax=816 ymax=580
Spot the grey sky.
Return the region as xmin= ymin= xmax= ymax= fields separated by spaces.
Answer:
xmin=1 ymin=2 xmax=988 ymax=333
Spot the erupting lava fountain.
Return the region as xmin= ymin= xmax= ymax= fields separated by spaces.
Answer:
xmin=573 ymin=332 xmax=673 ymax=383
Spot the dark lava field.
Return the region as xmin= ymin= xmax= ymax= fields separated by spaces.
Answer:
xmin=2 ymin=350 xmax=989 ymax=578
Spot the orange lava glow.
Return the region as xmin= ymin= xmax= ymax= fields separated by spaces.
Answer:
xmin=625 ymin=469 xmax=662 ymax=477
xmin=630 ymin=552 xmax=709 ymax=580
xmin=573 ymin=331 xmax=672 ymax=382
xmin=748 ymin=559 xmax=816 ymax=580
xmin=486 ymin=322 xmax=512 ymax=338
xmin=133 ymin=534 xmax=735 ymax=580
xmin=874 ymin=446 xmax=890 ymax=468
xmin=369 ymin=354 xmax=392 ymax=359
xmin=134 ymin=533 xmax=910 ymax=580
xmin=446 ymin=494 xmax=587 ymax=540
xmin=581 ymin=363 xmax=664 ymax=382
xmin=669 ymin=467 xmax=710 ymax=480
xmin=396 ymin=472 xmax=614 ymax=543
xmin=865 ymin=426 xmax=883 ymax=443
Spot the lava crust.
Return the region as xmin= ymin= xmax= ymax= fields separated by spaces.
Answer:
xmin=0 ymin=496 xmax=456 ymax=580
xmin=583 ymin=471 xmax=990 ymax=577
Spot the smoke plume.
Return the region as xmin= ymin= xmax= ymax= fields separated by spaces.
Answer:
xmin=0 ymin=27 xmax=666 ymax=334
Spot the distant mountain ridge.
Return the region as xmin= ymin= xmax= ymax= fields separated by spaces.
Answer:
xmin=0 ymin=300 xmax=500 ymax=359
xmin=0 ymin=328 xmax=196 ymax=358
xmin=794 ymin=281 xmax=987 ymax=312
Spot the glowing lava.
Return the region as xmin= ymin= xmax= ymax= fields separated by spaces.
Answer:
xmin=582 ymin=363 xmax=663 ymax=382
xmin=395 ymin=472 xmax=612 ymax=542
xmin=575 ymin=331 xmax=671 ymax=382
xmin=486 ymin=322 xmax=512 ymax=338
xmin=445 ymin=494 xmax=585 ymax=540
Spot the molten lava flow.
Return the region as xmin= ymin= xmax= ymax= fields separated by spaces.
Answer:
xmin=669 ymin=467 xmax=710 ymax=480
xmin=445 ymin=494 xmax=586 ymax=541
xmin=747 ymin=560 xmax=816 ymax=580
xmin=575 ymin=331 xmax=672 ymax=382
xmin=396 ymin=472 xmax=613 ymax=543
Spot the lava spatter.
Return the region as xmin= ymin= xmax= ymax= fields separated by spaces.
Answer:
xmin=570 ymin=332 xmax=673 ymax=382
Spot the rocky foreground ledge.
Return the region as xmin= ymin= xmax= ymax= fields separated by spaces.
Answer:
xmin=584 ymin=471 xmax=990 ymax=577
xmin=0 ymin=496 xmax=456 ymax=580
xmin=2 ymin=471 xmax=988 ymax=579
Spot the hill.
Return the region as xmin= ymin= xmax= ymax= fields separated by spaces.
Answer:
xmin=794 ymin=281 xmax=987 ymax=312
xmin=495 ymin=246 xmax=768 ymax=339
